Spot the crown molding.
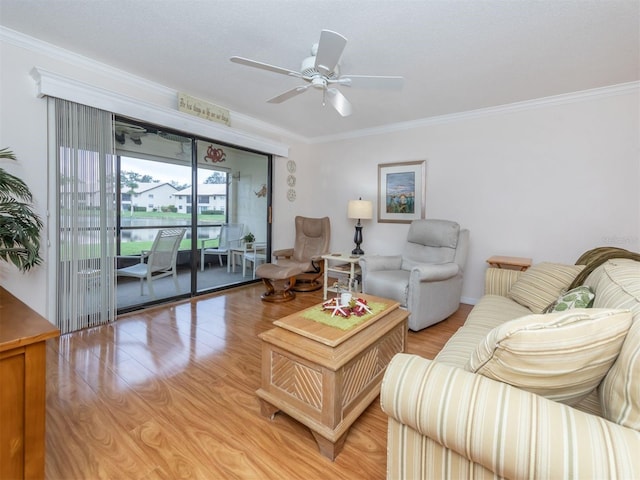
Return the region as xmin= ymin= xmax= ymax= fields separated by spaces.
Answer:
xmin=31 ymin=67 xmax=289 ymax=157
xmin=1 ymin=26 xmax=303 ymax=146
xmin=1 ymin=26 xmax=176 ymax=100
xmin=4 ymin=26 xmax=637 ymax=147
xmin=309 ymin=81 xmax=640 ymax=144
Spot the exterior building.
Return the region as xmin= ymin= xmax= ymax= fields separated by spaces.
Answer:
xmin=173 ymin=184 xmax=227 ymax=214
xmin=121 ymin=182 xmax=179 ymax=212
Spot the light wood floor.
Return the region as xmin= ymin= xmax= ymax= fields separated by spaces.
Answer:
xmin=45 ymin=283 xmax=471 ymax=479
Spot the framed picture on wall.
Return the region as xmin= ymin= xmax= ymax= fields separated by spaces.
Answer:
xmin=377 ymin=160 xmax=426 ymax=223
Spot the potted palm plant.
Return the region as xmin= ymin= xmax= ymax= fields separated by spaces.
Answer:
xmin=0 ymin=148 xmax=43 ymax=272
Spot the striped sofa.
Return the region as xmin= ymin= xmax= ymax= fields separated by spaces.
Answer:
xmin=381 ymin=259 xmax=640 ymax=479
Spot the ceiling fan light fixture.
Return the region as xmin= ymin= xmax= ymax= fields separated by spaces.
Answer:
xmin=311 ymin=76 xmax=326 ymax=89
xmin=301 ymin=56 xmax=340 ymax=79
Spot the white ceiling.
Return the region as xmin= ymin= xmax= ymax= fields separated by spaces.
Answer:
xmin=1 ymin=0 xmax=638 ymax=140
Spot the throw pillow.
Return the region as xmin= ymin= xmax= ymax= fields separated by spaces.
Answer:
xmin=596 ymin=260 xmax=640 ymax=430
xmin=508 ymin=262 xmax=585 ymax=313
xmin=544 ymin=285 xmax=595 ymax=313
xmin=465 ymin=308 xmax=632 ymax=405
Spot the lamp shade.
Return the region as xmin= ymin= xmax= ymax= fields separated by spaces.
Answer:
xmin=347 ymin=199 xmax=373 ymax=220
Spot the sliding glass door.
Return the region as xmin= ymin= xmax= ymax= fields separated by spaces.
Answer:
xmin=196 ymin=140 xmax=270 ymax=291
xmin=115 ymin=118 xmax=270 ymax=312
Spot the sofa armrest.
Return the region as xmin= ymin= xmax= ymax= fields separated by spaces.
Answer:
xmin=411 ymin=262 xmax=460 ymax=282
xmin=381 ymin=353 xmax=640 ymax=480
xmin=484 ymin=267 xmax=524 ymax=296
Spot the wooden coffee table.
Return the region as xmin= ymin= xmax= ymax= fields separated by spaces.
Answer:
xmin=256 ymin=293 xmax=408 ymax=460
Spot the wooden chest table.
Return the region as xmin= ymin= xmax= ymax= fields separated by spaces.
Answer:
xmin=257 ymin=294 xmax=408 ymax=460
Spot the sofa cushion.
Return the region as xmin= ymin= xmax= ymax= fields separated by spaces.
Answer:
xmin=544 ymin=285 xmax=595 ymax=313
xmin=507 ymin=262 xmax=585 ymax=313
xmin=435 ymin=295 xmax=531 ymax=368
xmin=402 ymin=220 xmax=459 ymax=268
xmin=583 ymin=261 xmax=609 ymax=291
xmin=466 ymin=308 xmax=632 ymax=405
xmin=596 ymin=259 xmax=640 ymax=431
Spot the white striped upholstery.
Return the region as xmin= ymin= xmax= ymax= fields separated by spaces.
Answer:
xmin=382 ymin=354 xmax=640 ymax=480
xmin=386 ymin=418 xmax=498 ymax=479
xmin=382 ymin=261 xmax=640 ymax=478
xmin=596 ymin=259 xmax=640 ymax=431
xmin=466 ymin=309 xmax=632 ymax=405
xmin=484 ymin=267 xmax=524 ymax=296
xmin=435 ymin=295 xmax=530 ymax=369
xmin=507 ymin=262 xmax=585 ymax=313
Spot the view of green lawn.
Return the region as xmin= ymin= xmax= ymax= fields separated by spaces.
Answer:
xmin=119 ymin=238 xmax=209 ymax=256
xmin=120 ymin=211 xmax=225 ymax=222
xmin=119 ymin=211 xmax=225 ymax=255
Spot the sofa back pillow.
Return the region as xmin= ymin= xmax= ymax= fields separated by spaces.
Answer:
xmin=596 ymin=260 xmax=640 ymax=431
xmin=543 ymin=285 xmax=595 ymax=313
xmin=507 ymin=262 xmax=585 ymax=313
xmin=466 ymin=308 xmax=632 ymax=405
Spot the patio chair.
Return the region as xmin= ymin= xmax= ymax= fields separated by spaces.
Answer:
xmin=200 ymin=223 xmax=244 ymax=271
xmin=116 ymin=228 xmax=186 ymax=299
xmin=242 ymin=242 xmax=267 ymax=279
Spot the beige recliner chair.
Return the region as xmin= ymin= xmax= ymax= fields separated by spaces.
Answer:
xmin=359 ymin=219 xmax=469 ymax=331
xmin=256 ymin=216 xmax=330 ymax=302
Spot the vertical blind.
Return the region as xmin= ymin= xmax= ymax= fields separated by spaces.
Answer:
xmin=52 ymin=98 xmax=117 ymax=334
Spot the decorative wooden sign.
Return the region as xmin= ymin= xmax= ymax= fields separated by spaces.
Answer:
xmin=178 ymin=93 xmax=230 ymax=126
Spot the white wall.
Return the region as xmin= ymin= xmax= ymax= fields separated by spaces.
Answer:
xmin=303 ymin=90 xmax=640 ymax=303
xmin=1 ymin=30 xmax=638 ymax=317
xmin=0 ymin=33 xmax=308 ymax=318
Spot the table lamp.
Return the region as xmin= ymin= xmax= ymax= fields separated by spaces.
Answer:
xmin=347 ymin=198 xmax=373 ymax=255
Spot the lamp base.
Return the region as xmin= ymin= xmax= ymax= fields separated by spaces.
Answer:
xmin=352 ymin=224 xmax=364 ymax=256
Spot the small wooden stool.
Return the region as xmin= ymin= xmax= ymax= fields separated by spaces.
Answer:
xmin=256 ymin=263 xmax=305 ymax=302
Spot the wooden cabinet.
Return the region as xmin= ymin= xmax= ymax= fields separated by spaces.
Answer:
xmin=1 ymin=288 xmax=59 ymax=480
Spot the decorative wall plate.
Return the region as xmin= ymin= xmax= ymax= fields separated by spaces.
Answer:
xmin=286 ymin=174 xmax=296 ymax=187
xmin=287 ymin=188 xmax=296 ymax=202
xmin=287 ymin=160 xmax=296 ymax=174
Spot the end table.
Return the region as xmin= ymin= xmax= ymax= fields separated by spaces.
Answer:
xmin=322 ymin=253 xmax=362 ymax=300
xmin=486 ymin=255 xmax=532 ymax=271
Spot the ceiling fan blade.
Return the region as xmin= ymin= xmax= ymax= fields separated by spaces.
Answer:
xmin=314 ymin=30 xmax=347 ymax=75
xmin=267 ymin=85 xmax=310 ymax=104
xmin=325 ymin=88 xmax=353 ymax=117
xmin=230 ymin=56 xmax=301 ymax=78
xmin=338 ymin=75 xmax=404 ymax=89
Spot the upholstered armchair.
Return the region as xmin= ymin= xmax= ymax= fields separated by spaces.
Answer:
xmin=256 ymin=216 xmax=330 ymax=302
xmin=271 ymin=216 xmax=331 ymax=291
xmin=359 ymin=219 xmax=469 ymax=331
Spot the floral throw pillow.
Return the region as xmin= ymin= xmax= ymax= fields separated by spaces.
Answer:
xmin=544 ymin=286 xmax=595 ymax=313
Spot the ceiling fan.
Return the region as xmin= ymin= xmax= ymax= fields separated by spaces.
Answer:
xmin=230 ymin=30 xmax=404 ymax=117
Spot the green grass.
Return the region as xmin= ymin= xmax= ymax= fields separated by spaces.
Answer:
xmin=120 ymin=211 xmax=226 ymax=222
xmin=119 ymin=238 xmax=217 ymax=256
xmin=118 ymin=211 xmax=224 ymax=255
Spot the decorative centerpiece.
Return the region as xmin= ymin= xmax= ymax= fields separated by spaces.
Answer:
xmin=322 ymin=296 xmax=372 ymax=318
